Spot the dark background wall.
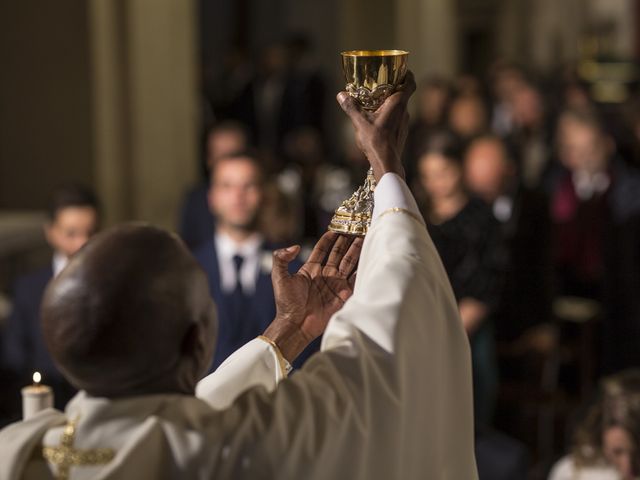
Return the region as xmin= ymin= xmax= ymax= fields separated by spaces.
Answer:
xmin=0 ymin=0 xmax=94 ymax=210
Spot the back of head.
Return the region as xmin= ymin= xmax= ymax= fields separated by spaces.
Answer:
xmin=42 ymin=224 xmax=216 ymax=398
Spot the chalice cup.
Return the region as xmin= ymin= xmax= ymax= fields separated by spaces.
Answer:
xmin=328 ymin=50 xmax=409 ymax=236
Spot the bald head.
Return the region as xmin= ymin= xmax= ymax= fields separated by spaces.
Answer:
xmin=42 ymin=224 xmax=216 ymax=398
xmin=464 ymin=136 xmax=514 ymax=203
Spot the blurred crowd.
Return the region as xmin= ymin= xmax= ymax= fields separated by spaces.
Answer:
xmin=2 ymin=36 xmax=640 ymax=479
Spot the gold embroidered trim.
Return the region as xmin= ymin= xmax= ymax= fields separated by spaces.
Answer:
xmin=42 ymin=417 xmax=115 ymax=480
xmin=377 ymin=207 xmax=424 ymax=226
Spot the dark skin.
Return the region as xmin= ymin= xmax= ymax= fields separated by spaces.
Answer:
xmin=262 ymin=71 xmax=417 ymax=361
xmin=42 ymin=225 xmax=217 ymax=398
xmin=41 ymin=71 xmax=416 ymax=398
xmin=264 ymin=233 xmax=362 ymax=362
xmin=336 ymin=71 xmax=416 ymax=182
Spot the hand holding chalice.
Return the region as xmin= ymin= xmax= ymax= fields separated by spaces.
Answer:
xmin=329 ymin=50 xmax=409 ymax=236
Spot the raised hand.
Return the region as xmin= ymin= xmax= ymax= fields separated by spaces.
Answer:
xmin=263 ymin=232 xmax=363 ymax=362
xmin=337 ymin=70 xmax=416 ymax=182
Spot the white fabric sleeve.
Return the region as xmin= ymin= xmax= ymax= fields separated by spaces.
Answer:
xmin=371 ymin=173 xmax=424 ymax=225
xmin=198 ymin=174 xmax=423 ymax=408
xmin=195 ymin=338 xmax=288 ymax=410
xmin=320 ymin=174 xmax=429 ymax=355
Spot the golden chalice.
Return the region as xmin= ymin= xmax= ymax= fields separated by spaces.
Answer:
xmin=329 ymin=50 xmax=409 ymax=236
xmin=342 ymin=49 xmax=409 ymax=111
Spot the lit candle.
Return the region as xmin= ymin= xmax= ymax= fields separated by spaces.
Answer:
xmin=21 ymin=372 xmax=54 ymax=420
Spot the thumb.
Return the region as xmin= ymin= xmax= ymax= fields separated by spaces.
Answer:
xmin=272 ymin=245 xmax=301 ymax=282
xmin=337 ymin=92 xmax=365 ymax=126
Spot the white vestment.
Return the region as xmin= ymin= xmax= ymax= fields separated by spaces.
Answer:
xmin=0 ymin=174 xmax=478 ymax=480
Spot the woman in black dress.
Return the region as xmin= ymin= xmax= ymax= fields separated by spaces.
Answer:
xmin=415 ymin=133 xmax=506 ymax=427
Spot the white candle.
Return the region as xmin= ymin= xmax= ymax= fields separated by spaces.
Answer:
xmin=21 ymin=372 xmax=54 ymax=420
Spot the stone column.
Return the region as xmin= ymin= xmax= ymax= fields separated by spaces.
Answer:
xmin=396 ymin=0 xmax=458 ymax=79
xmin=89 ymin=0 xmax=199 ymax=229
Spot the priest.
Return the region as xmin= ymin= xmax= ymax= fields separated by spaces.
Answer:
xmin=0 ymin=71 xmax=478 ymax=479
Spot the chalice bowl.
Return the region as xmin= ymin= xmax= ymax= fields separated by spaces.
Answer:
xmin=328 ymin=50 xmax=409 ymax=236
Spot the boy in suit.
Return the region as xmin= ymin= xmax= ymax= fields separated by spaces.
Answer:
xmin=2 ymin=184 xmax=100 ymax=416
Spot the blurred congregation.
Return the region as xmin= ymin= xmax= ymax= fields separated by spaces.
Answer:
xmin=2 ymin=0 xmax=640 ymax=479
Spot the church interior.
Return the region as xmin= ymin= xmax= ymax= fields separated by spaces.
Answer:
xmin=2 ymin=0 xmax=640 ymax=478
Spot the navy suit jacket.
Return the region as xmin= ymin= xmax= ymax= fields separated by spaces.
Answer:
xmin=2 ymin=265 xmax=76 ymax=411
xmin=3 ymin=267 xmax=57 ymax=377
xmin=193 ymin=240 xmax=319 ymax=371
xmin=178 ymin=184 xmax=215 ymax=252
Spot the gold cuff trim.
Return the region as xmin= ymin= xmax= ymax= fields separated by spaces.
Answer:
xmin=257 ymin=335 xmax=291 ymax=378
xmin=377 ymin=207 xmax=424 ymax=226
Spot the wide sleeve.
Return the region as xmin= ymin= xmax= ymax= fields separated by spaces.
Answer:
xmin=196 ymin=173 xmax=425 ymax=410
xmin=212 ymin=173 xmax=478 ymax=480
xmin=196 ymin=338 xmax=289 ymax=411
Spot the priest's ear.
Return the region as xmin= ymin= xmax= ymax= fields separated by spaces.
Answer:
xmin=180 ymin=303 xmax=218 ymax=385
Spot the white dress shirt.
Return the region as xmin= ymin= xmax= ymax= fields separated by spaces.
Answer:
xmin=52 ymin=252 xmax=68 ymax=278
xmin=214 ymin=232 xmax=263 ymax=294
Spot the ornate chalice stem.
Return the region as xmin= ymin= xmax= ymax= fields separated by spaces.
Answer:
xmin=328 ymin=168 xmax=376 ymax=236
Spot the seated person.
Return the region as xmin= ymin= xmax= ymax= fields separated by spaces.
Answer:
xmin=464 ymin=134 xmax=552 ymax=341
xmin=552 ymin=109 xmax=640 ymax=372
xmin=416 ymin=132 xmax=505 ymax=428
xmin=549 ymin=369 xmax=640 ymax=480
xmin=2 ymin=184 xmax=100 ymax=414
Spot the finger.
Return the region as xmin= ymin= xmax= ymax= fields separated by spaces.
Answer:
xmin=325 ymin=235 xmax=354 ymax=269
xmin=337 ymin=92 xmax=367 ymax=128
xmin=272 ymin=245 xmax=300 ymax=284
xmin=307 ymin=231 xmax=338 ymax=264
xmin=376 ymin=90 xmax=406 ymax=126
xmin=393 ymin=70 xmax=417 ymax=105
xmin=399 ymin=70 xmax=417 ymax=101
xmin=339 ymin=236 xmax=363 ymax=277
xmin=376 ymin=70 xmax=416 ymax=124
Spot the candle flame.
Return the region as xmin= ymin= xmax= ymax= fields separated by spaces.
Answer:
xmin=33 ymin=372 xmax=41 ymax=384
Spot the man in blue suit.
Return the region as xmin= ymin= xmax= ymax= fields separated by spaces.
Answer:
xmin=2 ymin=185 xmax=100 ymax=417
xmin=193 ymin=152 xmax=316 ymax=371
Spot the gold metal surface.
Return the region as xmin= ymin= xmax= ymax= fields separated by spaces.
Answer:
xmin=341 ymin=49 xmax=408 ymax=111
xmin=42 ymin=417 xmax=115 ymax=480
xmin=328 ymin=168 xmax=376 ymax=236
xmin=329 ymin=49 xmax=408 ymax=237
